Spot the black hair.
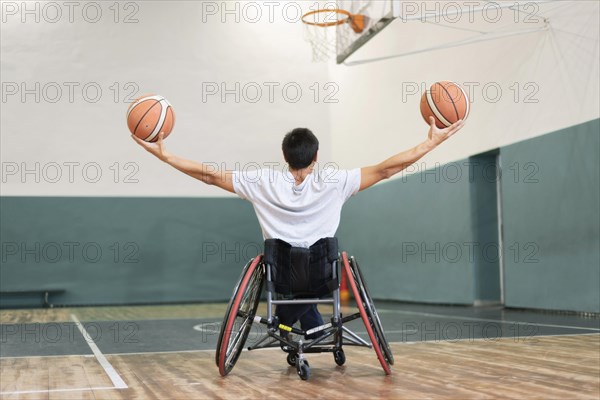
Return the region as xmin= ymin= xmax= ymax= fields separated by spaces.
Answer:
xmin=282 ymin=128 xmax=319 ymax=170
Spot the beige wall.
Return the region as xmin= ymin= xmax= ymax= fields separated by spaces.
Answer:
xmin=2 ymin=1 xmax=598 ymax=196
xmin=1 ymin=1 xmax=332 ymax=197
xmin=329 ymin=1 xmax=599 ymax=171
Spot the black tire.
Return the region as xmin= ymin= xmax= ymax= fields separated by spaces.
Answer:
xmin=349 ymin=256 xmax=394 ymax=366
xmin=333 ymin=349 xmax=346 ymax=366
xmin=287 ymin=352 xmax=297 ymax=367
xmin=215 ymin=258 xmax=254 ymax=367
xmin=216 ymin=257 xmax=265 ymax=376
xmin=297 ymin=360 xmax=311 ymax=380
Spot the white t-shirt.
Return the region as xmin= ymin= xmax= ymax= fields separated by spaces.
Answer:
xmin=233 ymin=167 xmax=361 ymax=248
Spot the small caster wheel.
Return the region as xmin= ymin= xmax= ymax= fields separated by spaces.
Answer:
xmin=297 ymin=360 xmax=311 ymax=381
xmin=287 ymin=352 xmax=297 ymax=367
xmin=333 ymin=349 xmax=346 ymax=366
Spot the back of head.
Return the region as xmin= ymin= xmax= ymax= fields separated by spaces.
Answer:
xmin=282 ymin=128 xmax=319 ymax=170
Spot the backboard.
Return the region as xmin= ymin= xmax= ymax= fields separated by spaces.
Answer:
xmin=336 ymin=0 xmax=402 ymax=64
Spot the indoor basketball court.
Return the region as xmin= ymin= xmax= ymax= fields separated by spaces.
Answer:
xmin=1 ymin=1 xmax=599 ymax=399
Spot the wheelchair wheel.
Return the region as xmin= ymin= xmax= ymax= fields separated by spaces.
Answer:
xmin=215 ymin=257 xmax=255 ymax=367
xmin=333 ymin=349 xmax=346 ymax=366
xmin=342 ymin=252 xmax=393 ymax=375
xmin=216 ymin=256 xmax=265 ymax=376
xmin=296 ymin=359 xmax=310 ymax=380
xmin=350 ymin=256 xmax=394 ymax=366
xmin=287 ymin=352 xmax=297 ymax=367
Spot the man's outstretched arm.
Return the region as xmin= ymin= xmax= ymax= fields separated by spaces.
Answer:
xmin=131 ymin=133 xmax=235 ymax=193
xmin=360 ymin=117 xmax=465 ymax=191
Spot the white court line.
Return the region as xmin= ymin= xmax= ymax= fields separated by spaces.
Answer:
xmin=0 ymin=386 xmax=121 ymax=396
xmin=1 ymin=332 xmax=597 ymax=361
xmin=70 ymin=314 xmax=128 ymax=389
xmin=0 ymin=353 xmax=96 ymax=360
xmin=3 ymin=333 xmax=595 ymax=394
xmin=377 ymin=309 xmax=600 ymax=331
xmin=0 ymin=316 xmax=129 ymax=395
xmin=348 ymin=329 xmax=418 ymax=335
xmin=0 ymin=350 xmax=203 ymax=360
xmin=103 ymin=331 xmax=600 ymax=356
xmin=392 ymin=331 xmax=600 ymax=344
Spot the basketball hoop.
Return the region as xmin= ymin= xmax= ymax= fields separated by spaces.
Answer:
xmin=301 ymin=8 xmax=367 ymax=62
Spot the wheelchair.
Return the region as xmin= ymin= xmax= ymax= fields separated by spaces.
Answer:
xmin=215 ymin=237 xmax=393 ymax=380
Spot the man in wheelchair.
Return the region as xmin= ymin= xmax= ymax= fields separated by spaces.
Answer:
xmin=132 ymin=118 xmax=464 ymax=379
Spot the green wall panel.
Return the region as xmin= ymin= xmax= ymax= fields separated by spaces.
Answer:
xmin=338 ymin=161 xmax=478 ymax=305
xmin=0 ymin=197 xmax=263 ymax=306
xmin=501 ymin=119 xmax=600 ymax=313
xmin=2 ymin=119 xmax=597 ymax=311
xmin=468 ymin=152 xmax=501 ymax=304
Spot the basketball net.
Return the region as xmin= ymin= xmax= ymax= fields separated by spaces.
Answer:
xmin=302 ymin=16 xmax=337 ymax=62
xmin=302 ymin=3 xmax=370 ymax=62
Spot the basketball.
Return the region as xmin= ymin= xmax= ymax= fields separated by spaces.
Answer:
xmin=126 ymin=94 xmax=175 ymax=142
xmin=420 ymin=81 xmax=469 ymax=128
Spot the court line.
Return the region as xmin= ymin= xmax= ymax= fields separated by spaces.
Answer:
xmin=70 ymin=314 xmax=128 ymax=389
xmin=0 ymin=386 xmax=122 ymax=396
xmin=1 ymin=332 xmax=597 ymax=360
xmin=71 ymin=331 xmax=600 ymax=355
xmin=0 ymin=353 xmax=95 ymax=360
xmin=391 ymin=332 xmax=600 ymax=346
xmin=377 ymin=309 xmax=600 ymax=331
xmin=3 ymin=333 xmax=595 ymax=395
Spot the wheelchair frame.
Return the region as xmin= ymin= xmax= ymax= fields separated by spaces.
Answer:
xmin=216 ymin=251 xmax=393 ymax=380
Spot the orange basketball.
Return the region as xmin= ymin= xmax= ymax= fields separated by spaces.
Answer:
xmin=420 ymin=81 xmax=469 ymax=128
xmin=126 ymin=94 xmax=175 ymax=142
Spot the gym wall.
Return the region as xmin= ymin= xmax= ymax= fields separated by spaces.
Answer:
xmin=0 ymin=196 xmax=264 ymax=306
xmin=1 ymin=1 xmax=333 ymax=198
xmin=338 ymin=118 xmax=600 ymax=313
xmin=2 ymin=119 xmax=597 ymax=311
xmin=1 ymin=2 xmax=598 ymax=312
xmin=501 ymin=119 xmax=600 ymax=313
xmin=1 ymin=1 xmax=330 ymax=305
xmin=328 ymin=1 xmax=599 ymax=172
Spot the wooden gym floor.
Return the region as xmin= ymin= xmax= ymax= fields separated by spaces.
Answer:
xmin=1 ymin=302 xmax=599 ymax=399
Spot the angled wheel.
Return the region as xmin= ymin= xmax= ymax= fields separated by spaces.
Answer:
xmin=333 ymin=349 xmax=346 ymax=366
xmin=296 ymin=359 xmax=311 ymax=380
xmin=350 ymin=256 xmax=394 ymax=366
xmin=216 ymin=256 xmax=265 ymax=376
xmin=287 ymin=352 xmax=298 ymax=367
xmin=342 ymin=252 xmax=393 ymax=375
xmin=215 ymin=257 xmax=257 ymax=367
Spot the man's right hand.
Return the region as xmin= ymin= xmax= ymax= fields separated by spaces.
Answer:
xmin=426 ymin=117 xmax=464 ymax=147
xmin=131 ymin=132 xmax=171 ymax=162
